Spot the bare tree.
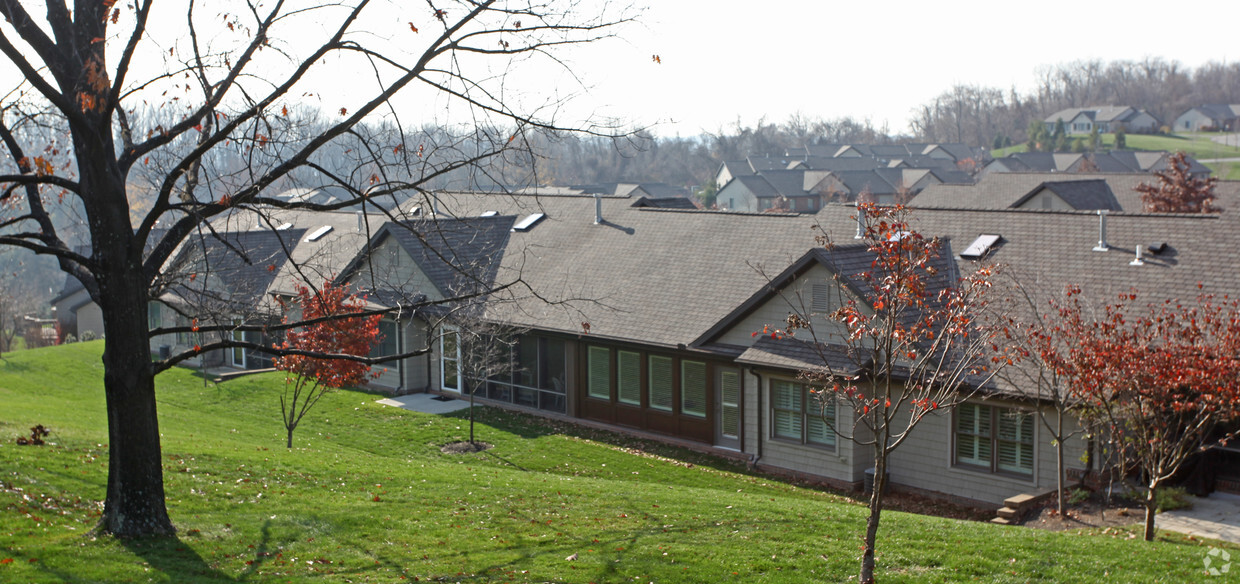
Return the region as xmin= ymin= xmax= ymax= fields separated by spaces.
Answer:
xmin=0 ymin=0 xmax=635 ymax=536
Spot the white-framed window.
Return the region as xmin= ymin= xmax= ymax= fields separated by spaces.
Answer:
xmin=440 ymin=326 xmax=461 ymax=392
xmin=770 ymin=379 xmax=836 ymax=448
xmin=954 ymin=403 xmax=1034 ymax=476
xmin=371 ymin=320 xmax=398 ymax=358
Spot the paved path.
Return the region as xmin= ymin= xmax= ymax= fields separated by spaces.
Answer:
xmin=376 ymin=392 xmax=471 ymax=414
xmin=1160 ymin=492 xmax=1240 ymax=544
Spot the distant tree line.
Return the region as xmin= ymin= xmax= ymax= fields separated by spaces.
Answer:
xmin=911 ymin=58 xmax=1240 ymax=146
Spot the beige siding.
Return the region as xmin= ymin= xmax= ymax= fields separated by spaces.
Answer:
xmin=716 ymin=264 xmax=856 ymax=347
xmin=887 ymin=397 xmax=1088 ymax=505
xmin=753 ymin=373 xmax=864 ymax=483
xmin=78 ymin=303 xmax=104 ymax=339
xmin=354 ymin=237 xmax=445 ymax=302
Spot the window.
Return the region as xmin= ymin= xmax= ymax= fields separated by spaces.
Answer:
xmin=371 ymin=320 xmax=398 ymax=358
xmin=617 ymin=350 xmax=641 ymax=405
xmin=148 ymin=302 xmax=162 ymax=331
xmin=587 ymin=345 xmax=611 ymax=399
xmin=681 ymin=360 xmax=707 ymax=417
xmin=955 ymin=403 xmax=1034 ymax=476
xmin=771 ymin=379 xmax=835 ymax=447
xmin=175 ymin=315 xmax=193 ymax=345
xmin=440 ymin=327 xmax=461 ymax=391
xmin=648 ymin=355 xmax=674 ymax=412
xmin=719 ymin=370 xmax=741 ymax=440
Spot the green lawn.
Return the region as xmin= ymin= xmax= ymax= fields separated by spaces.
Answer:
xmin=991 ymin=132 xmax=1240 ymax=162
xmin=1 ymin=343 xmax=1231 ymax=582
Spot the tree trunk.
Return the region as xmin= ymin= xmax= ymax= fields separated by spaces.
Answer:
xmin=287 ymin=426 xmax=295 ymax=449
xmin=1056 ymin=413 xmax=1066 ymax=518
xmin=859 ymin=452 xmax=887 ymax=584
xmin=98 ymin=282 xmax=174 ymax=536
xmin=1144 ymin=484 xmax=1158 ymax=541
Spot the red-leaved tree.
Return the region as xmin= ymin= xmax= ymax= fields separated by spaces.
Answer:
xmin=1136 ymin=152 xmax=1219 ymax=213
xmin=1056 ymin=286 xmax=1240 ymax=541
xmin=771 ymin=204 xmax=1005 ymax=583
xmin=274 ymin=282 xmax=380 ymax=448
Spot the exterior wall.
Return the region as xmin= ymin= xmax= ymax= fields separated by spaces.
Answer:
xmin=359 ymin=237 xmax=446 ymax=303
xmin=1014 ymin=190 xmax=1072 ymax=211
xmin=77 ymin=302 xmax=105 ymax=340
xmin=1126 ymin=112 xmax=1158 ymax=132
xmin=887 ymin=396 xmax=1088 ymax=506
xmin=401 ymin=320 xmax=430 ymax=391
xmin=1174 ymin=110 xmax=1213 ymax=132
xmin=715 ymin=180 xmax=757 ymax=212
xmin=752 ymin=371 xmax=865 ymax=485
xmin=1068 ymin=113 xmax=1093 ymax=134
xmin=715 ymin=264 xmax=856 ymax=348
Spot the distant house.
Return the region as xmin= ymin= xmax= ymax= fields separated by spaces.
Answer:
xmin=1043 ymin=106 xmax=1160 ymax=134
xmin=911 ymin=172 xmax=1173 ymax=212
xmin=1173 ymin=104 xmax=1240 ymax=132
xmin=981 ymin=151 xmax=1211 ymax=180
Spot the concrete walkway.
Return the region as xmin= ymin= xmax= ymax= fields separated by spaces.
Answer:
xmin=1160 ymin=492 xmax=1240 ymax=544
xmin=376 ymin=392 xmax=471 ymax=414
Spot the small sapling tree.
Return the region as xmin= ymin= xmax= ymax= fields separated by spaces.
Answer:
xmin=770 ymin=203 xmax=1005 ymax=583
xmin=274 ymin=282 xmax=380 ymax=448
xmin=1137 ymin=152 xmax=1218 ymax=213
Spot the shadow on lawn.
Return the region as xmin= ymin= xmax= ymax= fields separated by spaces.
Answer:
xmin=121 ymin=534 xmax=237 ymax=583
xmin=442 ymin=407 xmax=752 ymax=478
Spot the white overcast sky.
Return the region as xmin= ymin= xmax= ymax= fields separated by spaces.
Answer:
xmin=566 ymin=0 xmax=1236 ymax=137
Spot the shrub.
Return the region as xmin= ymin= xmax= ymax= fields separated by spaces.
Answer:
xmin=1068 ymin=488 xmax=1091 ymax=506
xmin=1155 ymin=486 xmax=1193 ymax=512
xmin=81 ymin=330 xmax=96 ymax=342
xmin=63 ymin=334 xmax=77 ymax=344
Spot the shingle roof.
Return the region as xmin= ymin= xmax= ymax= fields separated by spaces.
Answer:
xmin=385 ymin=215 xmax=514 ymax=298
xmin=163 ymin=229 xmax=305 ymax=311
xmin=631 ymin=196 xmax=697 ymax=209
xmin=736 ymin=336 xmax=867 ymax=376
xmin=911 ymin=172 xmax=1176 ymax=212
xmin=1012 ymin=180 xmax=1121 ymax=211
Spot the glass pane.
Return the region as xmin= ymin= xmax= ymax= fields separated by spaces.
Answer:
xmin=773 ymin=410 xmax=802 ymax=439
xmin=541 ymin=338 xmax=566 ymax=392
xmin=648 ymin=355 xmax=674 ymax=411
xmin=681 ymin=361 xmax=707 ymax=417
xmin=617 ymin=351 xmax=641 ymax=405
xmin=720 ymin=370 xmax=740 ymax=439
xmin=514 ymin=386 xmax=538 ymax=408
xmin=539 ymin=391 xmax=566 ymax=413
xmin=517 ymin=337 xmax=538 ymax=387
xmin=587 ymin=346 xmax=610 ymax=399
xmin=807 ymin=393 xmax=836 ymax=446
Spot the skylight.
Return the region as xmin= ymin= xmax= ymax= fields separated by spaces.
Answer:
xmin=960 ymin=234 xmax=1001 ymax=259
xmin=304 ymin=225 xmax=334 ymax=242
xmin=276 ymin=222 xmax=293 ymax=230
xmin=511 ymin=213 xmax=546 ymax=232
xmin=480 ymin=211 xmax=498 ymax=217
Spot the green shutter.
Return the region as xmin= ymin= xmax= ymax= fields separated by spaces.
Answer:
xmin=617 ymin=351 xmax=641 ymax=405
xmin=648 ymin=355 xmax=674 ymax=411
xmin=681 ymin=360 xmax=707 ymax=417
xmin=720 ymin=371 xmax=741 ymax=439
xmin=587 ymin=346 xmax=611 ymax=399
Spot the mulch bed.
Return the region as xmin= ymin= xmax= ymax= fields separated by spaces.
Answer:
xmin=440 ymin=440 xmax=493 ymax=454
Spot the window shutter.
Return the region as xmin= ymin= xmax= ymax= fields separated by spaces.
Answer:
xmin=648 ymin=355 xmax=674 ymax=411
xmin=719 ymin=371 xmax=741 ymax=439
xmin=587 ymin=346 xmax=610 ymax=399
xmin=997 ymin=410 xmax=1035 ymax=474
xmin=807 ymin=393 xmax=836 ymax=447
xmin=617 ymin=350 xmax=641 ymax=405
xmin=771 ymin=380 xmax=802 ymax=439
xmin=955 ymin=404 xmax=991 ymax=466
xmin=681 ymin=360 xmax=707 ymax=417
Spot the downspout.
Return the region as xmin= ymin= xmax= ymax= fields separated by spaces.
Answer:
xmin=747 ymin=367 xmax=764 ymax=470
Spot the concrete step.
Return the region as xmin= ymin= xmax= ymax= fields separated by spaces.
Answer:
xmin=1003 ymin=493 xmax=1038 ymax=511
xmin=989 ymin=516 xmax=1013 ymax=525
xmin=996 ymin=506 xmax=1021 ymax=520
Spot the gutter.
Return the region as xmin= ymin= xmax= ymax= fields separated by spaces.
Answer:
xmin=747 ymin=367 xmax=764 ymax=470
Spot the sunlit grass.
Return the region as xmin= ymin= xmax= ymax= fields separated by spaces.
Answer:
xmin=0 ymin=342 xmax=1231 ymax=582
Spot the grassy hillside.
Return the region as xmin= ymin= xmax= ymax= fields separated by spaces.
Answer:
xmin=0 ymin=343 xmax=1230 ymax=583
xmin=991 ymin=132 xmax=1240 ymax=162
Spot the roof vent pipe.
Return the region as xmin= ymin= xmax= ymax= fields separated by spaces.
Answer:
xmin=1129 ymin=245 xmax=1145 ymax=266
xmin=594 ymin=193 xmax=602 ymax=225
xmin=854 ymin=205 xmax=865 ymax=239
xmin=356 ymin=211 xmax=363 ymax=232
xmin=1092 ymin=210 xmax=1109 ymax=252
